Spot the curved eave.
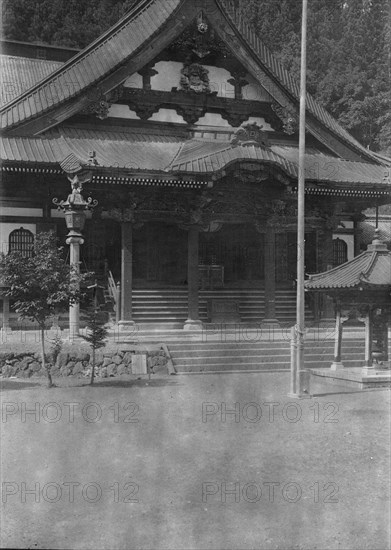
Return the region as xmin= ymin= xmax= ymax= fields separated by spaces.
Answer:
xmin=305 ymin=249 xmax=391 ymax=291
xmin=0 ymin=0 xmax=190 ymax=135
xmin=214 ymin=0 xmax=379 ymax=163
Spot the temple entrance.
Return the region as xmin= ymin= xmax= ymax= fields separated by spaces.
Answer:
xmin=133 ymin=222 xmax=187 ymax=286
xmin=199 ymin=224 xmax=264 ymax=285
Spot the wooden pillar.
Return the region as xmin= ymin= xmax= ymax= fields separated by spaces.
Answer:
xmin=361 ymin=310 xmax=374 ymax=372
xmin=353 ymin=218 xmax=362 ymax=256
xmin=263 ymin=225 xmax=279 ymax=324
xmin=331 ymin=305 xmax=344 ymax=370
xmin=317 ymin=228 xmax=335 ymax=324
xmin=119 ymin=222 xmax=135 ymax=330
xmin=184 ymin=226 xmax=202 ymax=330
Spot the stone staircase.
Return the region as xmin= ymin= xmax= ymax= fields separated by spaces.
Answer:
xmin=166 ymin=338 xmax=367 ymax=373
xmin=129 ymin=288 xmax=314 ymax=327
xmin=115 ymin=325 xmax=380 ymax=374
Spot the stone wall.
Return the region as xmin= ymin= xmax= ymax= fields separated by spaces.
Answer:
xmin=0 ymin=348 xmax=171 ymax=379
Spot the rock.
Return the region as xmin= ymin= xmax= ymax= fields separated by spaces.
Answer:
xmin=20 ymin=369 xmax=33 ymax=378
xmin=73 ymin=362 xmax=84 ymax=375
xmin=29 ymin=361 xmax=41 ymax=372
xmin=95 ymin=352 xmax=104 ymax=366
xmin=0 ymin=352 xmax=14 ymax=362
xmin=2 ymin=365 xmax=12 ymax=377
xmin=123 ymin=352 xmax=133 ymax=365
xmin=106 ymin=364 xmax=117 ymax=377
xmin=20 ymin=357 xmax=35 ymax=370
xmin=13 ymin=361 xmax=22 ymax=372
xmin=61 ymin=363 xmax=73 ymax=376
xmin=117 ymin=364 xmax=128 ymax=375
xmin=56 ymin=352 xmax=69 ymax=368
xmin=103 ymin=357 xmax=112 ymax=367
xmin=100 ymin=367 xmax=108 ymax=378
xmin=32 ymin=369 xmax=44 ymax=377
xmin=112 ymin=355 xmax=122 ymax=365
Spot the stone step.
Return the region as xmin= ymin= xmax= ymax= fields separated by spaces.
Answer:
xmin=176 ymin=358 xmax=365 ymax=373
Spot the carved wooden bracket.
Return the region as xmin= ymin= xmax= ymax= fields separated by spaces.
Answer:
xmin=138 ymin=65 xmax=159 ymax=91
xmin=117 ymin=88 xmax=279 ymax=127
xmin=227 ymin=68 xmax=249 ymax=100
xmin=271 ymin=102 xmax=298 ymax=134
xmin=177 ymin=105 xmax=207 ymax=124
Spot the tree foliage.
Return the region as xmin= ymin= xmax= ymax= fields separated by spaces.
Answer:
xmin=2 ymin=0 xmax=390 ymax=154
xmin=0 ymin=231 xmax=90 ymax=386
xmin=81 ymin=309 xmax=108 ymax=386
xmin=241 ymin=0 xmax=391 ymax=155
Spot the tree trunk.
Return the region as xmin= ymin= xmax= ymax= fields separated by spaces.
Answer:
xmin=40 ymin=326 xmax=53 ymax=388
xmin=90 ymin=347 xmax=95 ymax=386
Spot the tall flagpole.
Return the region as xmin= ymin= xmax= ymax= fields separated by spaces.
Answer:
xmin=289 ymin=0 xmax=310 ymax=398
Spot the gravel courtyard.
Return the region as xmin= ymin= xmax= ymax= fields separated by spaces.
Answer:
xmin=1 ymin=372 xmax=390 ymax=550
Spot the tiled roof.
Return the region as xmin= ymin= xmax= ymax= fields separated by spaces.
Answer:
xmin=169 ymin=139 xmax=298 ymax=176
xmin=1 ymin=130 xmax=390 ymax=188
xmin=219 ymin=0 xmax=375 ymax=160
xmin=305 ymin=237 xmax=391 ymax=290
xmin=0 ymin=0 xmax=383 ymax=167
xmin=359 ymin=219 xmax=391 ymax=245
xmin=0 ymin=129 xmax=182 ymax=172
xmin=0 ymin=56 xmax=64 ymax=107
xmin=0 ymin=134 xmax=70 ymax=164
xmin=0 ymin=0 xmax=181 ymax=130
xmin=271 ymin=147 xmax=388 ymax=184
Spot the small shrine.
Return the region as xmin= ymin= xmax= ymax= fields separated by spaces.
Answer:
xmin=305 ymin=229 xmax=391 ymax=387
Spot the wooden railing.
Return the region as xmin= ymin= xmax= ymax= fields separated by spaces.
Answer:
xmin=107 ymin=271 xmax=120 ymax=324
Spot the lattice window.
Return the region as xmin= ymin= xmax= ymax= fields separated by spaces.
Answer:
xmin=9 ymin=228 xmax=34 ymax=257
xmin=333 ymin=238 xmax=347 ymax=267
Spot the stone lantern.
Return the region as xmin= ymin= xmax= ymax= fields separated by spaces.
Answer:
xmin=53 ymin=172 xmax=97 ymax=339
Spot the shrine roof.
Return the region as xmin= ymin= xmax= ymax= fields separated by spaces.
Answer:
xmin=271 ymin=147 xmax=389 ymax=185
xmin=1 ymin=129 xmax=390 ymax=192
xmin=305 ymin=234 xmax=391 ymax=290
xmin=359 ymin=218 xmax=391 ymax=245
xmin=0 ymin=0 xmax=181 ymax=130
xmin=0 ymin=55 xmax=64 ymax=107
xmin=0 ymin=0 xmax=384 ymax=165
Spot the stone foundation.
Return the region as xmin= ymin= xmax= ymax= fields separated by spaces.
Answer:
xmin=0 ymin=348 xmax=170 ymax=379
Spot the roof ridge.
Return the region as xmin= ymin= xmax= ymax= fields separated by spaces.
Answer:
xmin=218 ymin=0 xmax=379 ymax=163
xmin=0 ymin=0 xmax=170 ymax=115
xmin=306 ymin=250 xmax=371 ymax=281
xmin=164 ymin=141 xmax=187 ymax=171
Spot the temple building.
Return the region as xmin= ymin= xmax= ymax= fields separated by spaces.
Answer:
xmin=1 ymin=0 xmax=390 ymax=330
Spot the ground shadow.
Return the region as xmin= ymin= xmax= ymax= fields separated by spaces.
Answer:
xmin=311 ymin=388 xmax=390 ymax=397
xmin=72 ymin=377 xmax=182 ymax=389
xmin=0 ymin=380 xmax=42 ymax=391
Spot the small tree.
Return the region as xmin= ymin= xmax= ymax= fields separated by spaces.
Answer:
xmin=81 ymin=309 xmax=108 ymax=385
xmin=0 ymin=231 xmax=90 ymax=387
